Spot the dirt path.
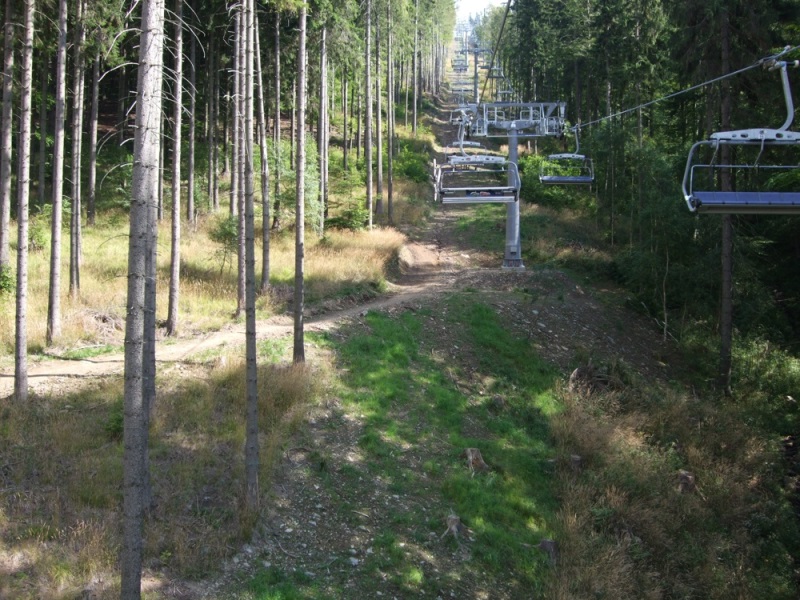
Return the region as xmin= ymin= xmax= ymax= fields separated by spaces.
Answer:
xmin=0 ymin=211 xmax=470 ymax=400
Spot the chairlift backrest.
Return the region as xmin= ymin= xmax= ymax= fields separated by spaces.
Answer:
xmin=539 ymin=128 xmax=595 ymax=185
xmin=682 ymin=59 xmax=800 ymax=213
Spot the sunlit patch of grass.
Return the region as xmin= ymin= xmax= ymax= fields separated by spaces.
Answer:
xmin=332 ymin=295 xmax=562 ymax=594
xmin=0 ymin=201 xmax=408 ymax=358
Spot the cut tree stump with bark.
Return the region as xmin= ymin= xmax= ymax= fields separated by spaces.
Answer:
xmin=461 ymin=448 xmax=490 ymax=475
xmin=441 ymin=511 xmax=471 ymax=541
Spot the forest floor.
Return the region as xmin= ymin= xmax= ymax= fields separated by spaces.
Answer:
xmin=0 ymin=100 xmax=675 ymax=599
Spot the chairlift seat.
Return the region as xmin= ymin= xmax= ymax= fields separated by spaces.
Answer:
xmin=688 ymin=191 xmax=800 ymax=214
xmin=540 ymin=151 xmax=595 ymax=185
xmin=540 ymin=174 xmax=595 ymax=185
xmin=710 ymin=128 xmax=800 ymax=143
xmin=447 ymin=154 xmax=506 ymax=165
xmin=446 ymin=141 xmax=483 ymax=148
xmin=441 ymin=189 xmax=517 ymax=204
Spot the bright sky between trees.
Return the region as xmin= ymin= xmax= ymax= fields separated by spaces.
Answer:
xmin=455 ymin=0 xmax=503 ymax=20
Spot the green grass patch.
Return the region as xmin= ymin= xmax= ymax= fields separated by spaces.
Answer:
xmin=330 ymin=294 xmax=562 ymax=593
xmin=58 ymin=344 xmax=123 ymax=360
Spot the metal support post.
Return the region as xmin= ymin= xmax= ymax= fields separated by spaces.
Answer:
xmin=473 ymin=49 xmax=479 ymax=105
xmin=503 ymin=124 xmax=524 ymax=269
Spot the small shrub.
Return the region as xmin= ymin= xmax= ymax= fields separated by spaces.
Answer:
xmin=395 ymin=147 xmax=430 ymax=183
xmin=28 ymin=215 xmax=49 ymax=253
xmin=104 ymin=397 xmax=124 ymax=441
xmin=326 ymin=201 xmax=369 ymax=231
xmin=0 ymin=264 xmax=13 ymax=295
xmin=209 ymin=214 xmax=238 ymax=272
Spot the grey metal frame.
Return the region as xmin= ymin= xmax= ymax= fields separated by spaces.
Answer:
xmin=682 ymin=61 xmax=800 ymax=214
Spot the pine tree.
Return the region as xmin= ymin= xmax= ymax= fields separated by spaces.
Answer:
xmin=293 ymin=1 xmax=307 ymax=364
xmin=14 ymin=0 xmax=35 ymax=402
xmin=121 ymin=0 xmax=165 ymax=594
xmin=46 ymin=0 xmax=68 ymax=344
xmin=0 ymin=0 xmax=14 ymax=274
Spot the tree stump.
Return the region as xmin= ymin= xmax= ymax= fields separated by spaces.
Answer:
xmin=461 ymin=448 xmax=490 ymax=475
xmin=537 ymin=539 xmax=559 ymax=566
xmin=441 ymin=511 xmax=470 ymax=540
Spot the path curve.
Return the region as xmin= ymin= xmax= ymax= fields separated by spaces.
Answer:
xmin=0 ymin=236 xmax=461 ymax=399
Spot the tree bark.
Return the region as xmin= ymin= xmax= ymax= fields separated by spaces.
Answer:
xmin=375 ymin=9 xmax=383 ymax=215
xmin=69 ymin=0 xmax=86 ymax=299
xmin=412 ymin=0 xmax=419 ymax=136
xmin=87 ymin=52 xmax=100 ymax=226
xmin=236 ymin=7 xmax=246 ymax=317
xmin=243 ymin=0 xmax=260 ymax=512
xmin=293 ymin=2 xmax=307 ymax=364
xmin=167 ymin=0 xmax=183 ymax=336
xmin=14 ymin=0 xmax=35 ymax=402
xmin=255 ymin=12 xmax=270 ymax=292
xmin=317 ymin=27 xmax=327 ymax=235
xmin=187 ymin=4 xmax=196 ymax=224
xmin=37 ymin=54 xmax=46 ymax=208
xmin=0 ymin=0 xmax=13 ymax=272
xmin=46 ymin=0 xmax=67 ymax=345
xmin=272 ymin=11 xmax=281 ymax=229
xmin=230 ymin=14 xmax=241 ymax=218
xmin=342 ymin=71 xmax=348 ymax=170
xmin=122 ymin=0 xmax=164 ymax=596
xmin=387 ymin=0 xmax=394 ymax=225
xmin=365 ymin=0 xmax=373 ymax=227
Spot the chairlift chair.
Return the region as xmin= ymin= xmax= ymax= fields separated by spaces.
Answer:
xmin=539 ymin=128 xmax=595 ymax=185
xmin=682 ymin=58 xmax=800 ymax=214
xmin=434 ymin=158 xmax=521 ymax=204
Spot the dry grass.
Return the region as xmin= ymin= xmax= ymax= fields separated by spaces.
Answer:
xmin=0 ymin=208 xmax=408 ymax=361
xmin=545 ymin=380 xmax=796 ymax=599
xmin=0 ymin=352 xmax=326 ymax=598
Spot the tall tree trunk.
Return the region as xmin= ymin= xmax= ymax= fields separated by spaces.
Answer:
xmin=323 ymin=62 xmax=329 ymax=219
xmin=356 ymin=87 xmax=361 ymax=161
xmin=69 ymin=0 xmax=85 ymax=299
xmin=14 ymin=0 xmax=35 ymax=402
xmin=167 ymin=0 xmax=183 ymax=336
xmin=290 ymin=75 xmax=296 ymax=165
xmin=719 ymin=8 xmax=733 ymax=397
xmin=46 ymin=0 xmax=67 ymax=345
xmin=187 ymin=5 xmax=196 ymax=224
xmin=212 ymin=35 xmax=221 ymax=211
xmin=158 ymin=117 xmax=164 ymax=221
xmin=342 ymin=71 xmax=348 ymax=170
xmin=317 ymin=27 xmax=327 ymax=235
xmin=272 ymin=11 xmax=281 ymax=229
xmin=87 ymin=53 xmax=99 ymax=226
xmin=236 ymin=6 xmax=246 ymax=317
xmin=375 ymin=10 xmax=383 ymax=215
xmin=365 ymin=0 xmax=373 ymax=228
xmin=404 ymin=56 xmax=409 ymax=128
xmin=0 ymin=0 xmax=13 ymax=272
xmin=117 ymin=64 xmax=127 ymax=145
xmin=293 ymin=2 xmax=307 ymax=364
xmin=37 ymin=55 xmax=47 ymax=207
xmin=387 ymin=0 xmax=394 ymax=225
xmin=255 ymin=13 xmax=271 ymax=292
xmin=412 ymin=0 xmax=419 ymax=135
xmin=122 ymin=0 xmax=164 ymax=595
xmin=230 ymin=17 xmax=241 ymax=218
xmin=243 ymin=0 xmax=260 ymax=512
xmin=207 ymin=32 xmax=215 ymax=210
